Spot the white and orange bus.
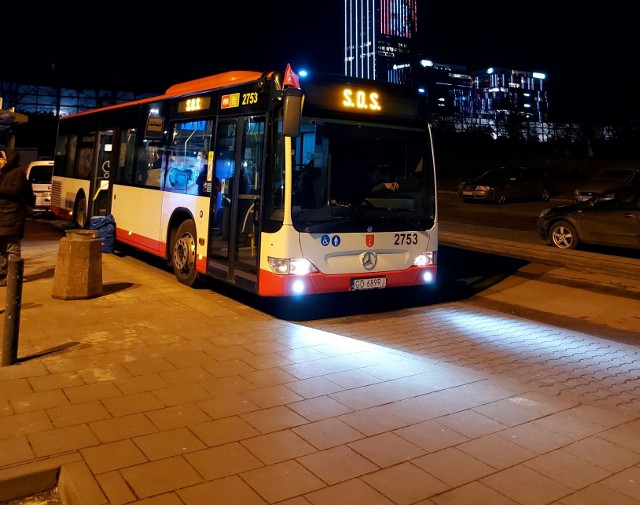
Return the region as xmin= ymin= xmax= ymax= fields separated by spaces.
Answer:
xmin=51 ymin=64 xmax=438 ymax=297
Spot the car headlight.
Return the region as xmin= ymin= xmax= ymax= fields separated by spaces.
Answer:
xmin=538 ymin=208 xmax=551 ymax=219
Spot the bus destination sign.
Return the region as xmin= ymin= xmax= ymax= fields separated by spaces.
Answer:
xmin=304 ymin=82 xmax=422 ymax=122
xmin=340 ymin=87 xmax=382 ymax=112
xmin=177 ymin=96 xmax=211 ymax=113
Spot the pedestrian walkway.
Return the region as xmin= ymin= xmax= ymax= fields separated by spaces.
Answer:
xmin=0 ymin=222 xmax=639 ymax=504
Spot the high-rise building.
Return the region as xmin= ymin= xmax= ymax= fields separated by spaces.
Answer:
xmin=343 ymin=1 xmax=549 ymax=138
xmin=344 ymin=0 xmax=418 ymax=84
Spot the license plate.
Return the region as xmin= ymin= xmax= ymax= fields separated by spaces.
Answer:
xmin=351 ymin=277 xmax=387 ymax=290
xmin=462 ymin=191 xmax=473 ymax=195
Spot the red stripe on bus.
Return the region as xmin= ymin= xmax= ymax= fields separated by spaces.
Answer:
xmin=113 ymin=228 xmax=207 ymax=274
xmin=115 ymin=228 xmax=165 ymax=257
xmin=258 ymin=266 xmax=437 ymax=296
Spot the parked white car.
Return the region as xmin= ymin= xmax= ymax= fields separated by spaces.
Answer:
xmin=25 ymin=159 xmax=54 ymax=213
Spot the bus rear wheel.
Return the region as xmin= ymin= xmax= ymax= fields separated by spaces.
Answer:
xmin=172 ymin=220 xmax=200 ymax=287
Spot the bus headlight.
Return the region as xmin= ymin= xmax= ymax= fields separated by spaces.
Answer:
xmin=413 ymin=252 xmax=434 ymax=267
xmin=268 ymin=257 xmax=319 ymax=275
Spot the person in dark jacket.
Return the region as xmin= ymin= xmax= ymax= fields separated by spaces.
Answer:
xmin=0 ymin=149 xmax=35 ymax=284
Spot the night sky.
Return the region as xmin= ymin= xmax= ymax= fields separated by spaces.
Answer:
xmin=5 ymin=2 xmax=636 ymax=122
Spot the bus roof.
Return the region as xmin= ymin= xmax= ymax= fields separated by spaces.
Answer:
xmin=62 ymin=70 xmax=268 ymax=119
xmin=165 ymin=71 xmax=264 ymax=95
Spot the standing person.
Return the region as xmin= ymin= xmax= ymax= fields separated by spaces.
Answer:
xmin=0 ymin=150 xmax=35 ymax=285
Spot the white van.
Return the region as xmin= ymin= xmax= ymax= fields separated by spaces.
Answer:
xmin=25 ymin=160 xmax=54 ymax=213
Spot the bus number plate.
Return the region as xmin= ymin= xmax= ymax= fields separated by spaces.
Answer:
xmin=351 ymin=277 xmax=387 ymax=290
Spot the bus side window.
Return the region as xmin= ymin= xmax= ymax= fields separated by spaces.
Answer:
xmin=114 ymin=128 xmax=136 ymax=184
xmin=77 ymin=141 xmax=94 ymax=179
xmin=132 ymin=145 xmax=164 ymax=188
xmin=164 ymin=120 xmax=213 ymax=195
xmin=64 ymin=136 xmax=78 ymax=178
xmin=148 ymin=148 xmax=165 ymax=188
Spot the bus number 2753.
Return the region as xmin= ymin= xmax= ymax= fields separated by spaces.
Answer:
xmin=394 ymin=233 xmax=418 ymax=245
xmin=242 ymin=92 xmax=259 ymax=105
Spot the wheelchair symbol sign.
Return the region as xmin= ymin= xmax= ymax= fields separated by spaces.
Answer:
xmin=321 ymin=235 xmax=341 ymax=247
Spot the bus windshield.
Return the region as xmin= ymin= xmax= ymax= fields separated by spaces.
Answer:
xmin=290 ymin=121 xmax=435 ymax=233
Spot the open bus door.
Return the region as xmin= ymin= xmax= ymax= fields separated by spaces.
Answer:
xmin=207 ymin=117 xmax=263 ymax=291
xmin=71 ymin=129 xmax=112 ymax=228
xmin=87 ymin=130 xmax=112 ymax=224
xmin=206 ymin=83 xmax=300 ymax=293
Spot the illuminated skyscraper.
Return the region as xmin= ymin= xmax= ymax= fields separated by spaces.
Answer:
xmin=344 ymin=0 xmax=418 ymax=84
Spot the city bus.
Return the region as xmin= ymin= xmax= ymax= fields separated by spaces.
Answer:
xmin=50 ymin=64 xmax=438 ymax=297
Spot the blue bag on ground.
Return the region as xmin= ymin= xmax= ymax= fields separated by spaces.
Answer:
xmin=90 ymin=215 xmax=116 ymax=253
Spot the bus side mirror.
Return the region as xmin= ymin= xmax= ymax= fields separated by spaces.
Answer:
xmin=282 ymin=88 xmax=303 ymax=138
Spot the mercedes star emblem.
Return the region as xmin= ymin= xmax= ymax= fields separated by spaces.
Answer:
xmin=362 ymin=251 xmax=377 ymax=270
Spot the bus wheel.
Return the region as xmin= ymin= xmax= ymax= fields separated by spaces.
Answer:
xmin=172 ymin=220 xmax=199 ymax=286
xmin=74 ymin=197 xmax=87 ymax=228
xmin=167 ymin=227 xmax=177 ymax=267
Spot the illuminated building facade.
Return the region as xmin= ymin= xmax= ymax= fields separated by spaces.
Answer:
xmin=344 ymin=0 xmax=418 ymax=84
xmin=417 ymin=60 xmax=549 ymax=123
xmin=0 ymin=83 xmax=152 ymax=117
xmin=343 ymin=0 xmax=549 ymax=134
xmin=469 ymin=67 xmax=548 ymax=122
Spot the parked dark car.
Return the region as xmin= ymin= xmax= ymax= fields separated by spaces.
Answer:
xmin=457 ymin=166 xmax=552 ymax=205
xmin=573 ymin=167 xmax=640 ymax=202
xmin=538 ymin=184 xmax=640 ymax=250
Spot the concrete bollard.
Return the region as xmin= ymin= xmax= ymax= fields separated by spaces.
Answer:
xmin=52 ymin=229 xmax=103 ymax=300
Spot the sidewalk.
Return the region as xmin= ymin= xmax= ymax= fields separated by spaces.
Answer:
xmin=0 ymin=221 xmax=639 ymax=504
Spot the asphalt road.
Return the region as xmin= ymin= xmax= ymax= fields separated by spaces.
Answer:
xmin=438 ymin=189 xmax=554 ymax=243
xmin=438 ymin=189 xmax=640 ymax=259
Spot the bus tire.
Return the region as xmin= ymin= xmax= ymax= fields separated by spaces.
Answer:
xmin=172 ymin=219 xmax=200 ymax=287
xmin=167 ymin=227 xmax=177 ymax=267
xmin=74 ymin=197 xmax=87 ymax=229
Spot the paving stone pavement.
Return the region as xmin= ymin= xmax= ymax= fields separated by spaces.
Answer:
xmin=304 ymin=303 xmax=640 ymax=413
xmin=0 ymin=219 xmax=639 ymax=504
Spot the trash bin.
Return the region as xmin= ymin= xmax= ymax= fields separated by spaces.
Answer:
xmin=51 ymin=229 xmax=103 ymax=300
